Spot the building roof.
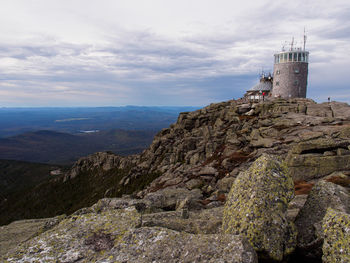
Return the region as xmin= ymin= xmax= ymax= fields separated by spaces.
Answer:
xmin=248 ymin=80 xmax=272 ymax=92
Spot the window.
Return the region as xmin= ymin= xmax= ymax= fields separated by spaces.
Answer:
xmin=284 ymin=53 xmax=288 ymax=62
xmin=280 ymin=54 xmax=283 ymax=62
xmin=275 ymin=81 xmax=279 ymax=86
xmin=294 ymin=52 xmax=298 ymax=62
xmin=276 ymin=70 xmax=280 ymax=75
xmin=301 ymin=52 xmax=305 ymax=62
xmin=298 ymin=53 xmax=301 ymax=62
xmin=289 ymin=53 xmax=293 ymax=61
xmin=294 ymin=68 xmax=299 ymax=74
xmin=294 ymin=80 xmax=299 ymax=86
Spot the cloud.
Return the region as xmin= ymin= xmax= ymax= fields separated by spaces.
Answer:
xmin=0 ymin=0 xmax=349 ymax=106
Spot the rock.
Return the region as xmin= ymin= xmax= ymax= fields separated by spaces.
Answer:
xmin=114 ymin=227 xmax=258 ymax=263
xmin=0 ymin=218 xmax=54 ymax=257
xmin=216 ymin=176 xmax=236 ymax=193
xmin=142 ymin=207 xmax=223 ymax=234
xmin=287 ymin=138 xmax=350 ymax=181
xmin=222 ymin=154 xmax=296 ymax=261
xmin=3 ymin=207 xmax=141 ymax=262
xmin=144 ymin=188 xmax=203 ymax=211
xmin=185 ymin=178 xmax=203 ymax=189
xmin=294 ymin=180 xmax=350 ymax=259
xmin=286 ymin=194 xmax=308 ymax=222
xmin=306 ymin=103 xmax=333 ymax=117
xmin=322 ymin=208 xmax=350 ymax=263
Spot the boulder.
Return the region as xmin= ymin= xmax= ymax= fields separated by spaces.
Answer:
xmin=114 ymin=227 xmax=258 ymax=263
xmin=222 ymin=154 xmax=296 ymax=261
xmin=143 ymin=188 xmax=203 ymax=211
xmin=294 ymin=180 xmax=350 ymax=259
xmin=322 ymin=208 xmax=350 ymax=263
xmin=3 ymin=207 xmax=141 ymax=262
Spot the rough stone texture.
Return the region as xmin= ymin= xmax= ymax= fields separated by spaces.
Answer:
xmin=3 ymin=207 xmax=141 ymax=262
xmin=3 ymin=205 xmax=257 ymax=263
xmin=113 ymin=227 xmax=258 ymax=263
xmin=142 ymin=207 xmax=223 ymax=234
xmin=294 ymin=181 xmax=350 ymax=259
xmin=143 ymin=188 xmax=203 ymax=210
xmin=322 ymin=208 xmax=350 ymax=263
xmin=65 ymin=151 xmax=136 ymax=181
xmin=222 ymin=154 xmax=296 ymax=261
xmin=0 ymin=218 xmax=51 ymax=257
xmin=287 ymin=138 xmax=350 ymax=181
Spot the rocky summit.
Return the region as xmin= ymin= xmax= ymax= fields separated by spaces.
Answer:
xmin=1 ymin=98 xmax=350 ymax=262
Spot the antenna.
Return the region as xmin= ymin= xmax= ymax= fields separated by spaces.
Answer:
xmin=303 ymin=27 xmax=307 ymax=51
xmin=290 ymin=37 xmax=294 ymax=51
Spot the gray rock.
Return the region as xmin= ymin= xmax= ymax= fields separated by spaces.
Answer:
xmin=114 ymin=227 xmax=258 ymax=263
xmin=144 ymin=188 xmax=203 ymax=210
xmin=294 ymin=180 xmax=350 ymax=259
xmin=222 ymin=154 xmax=296 ymax=261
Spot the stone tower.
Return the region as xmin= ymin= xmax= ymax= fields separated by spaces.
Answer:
xmin=272 ymin=39 xmax=309 ymax=98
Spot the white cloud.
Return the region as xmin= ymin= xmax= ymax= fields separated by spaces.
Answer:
xmin=0 ymin=0 xmax=349 ymax=106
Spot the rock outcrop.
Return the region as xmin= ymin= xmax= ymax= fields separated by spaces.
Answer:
xmin=3 ymin=204 xmax=258 ymax=263
xmin=2 ymin=98 xmax=350 ymax=262
xmin=295 ymin=180 xmax=350 ymax=259
xmin=222 ymin=154 xmax=296 ymax=261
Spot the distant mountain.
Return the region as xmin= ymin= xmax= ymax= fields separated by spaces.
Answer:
xmin=0 ymin=106 xmax=199 ymax=137
xmin=0 ymin=129 xmax=156 ymax=164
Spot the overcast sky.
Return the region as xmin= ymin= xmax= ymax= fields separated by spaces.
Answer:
xmin=0 ymin=0 xmax=349 ymax=106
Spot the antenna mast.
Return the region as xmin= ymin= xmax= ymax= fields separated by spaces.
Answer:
xmin=303 ymin=27 xmax=307 ymax=51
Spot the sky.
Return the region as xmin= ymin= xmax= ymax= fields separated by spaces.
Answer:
xmin=0 ymin=0 xmax=349 ymax=107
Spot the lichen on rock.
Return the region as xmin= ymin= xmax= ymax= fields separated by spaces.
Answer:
xmin=222 ymin=154 xmax=296 ymax=261
xmin=294 ymin=180 xmax=350 ymax=259
xmin=322 ymin=208 xmax=350 ymax=263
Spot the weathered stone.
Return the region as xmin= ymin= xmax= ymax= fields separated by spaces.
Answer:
xmin=222 ymin=154 xmax=296 ymax=261
xmin=142 ymin=207 xmax=223 ymax=234
xmin=306 ymin=103 xmax=333 ymax=117
xmin=287 ymin=138 xmax=350 ymax=180
xmin=322 ymin=208 xmax=350 ymax=263
xmin=112 ymin=227 xmax=258 ymax=263
xmin=294 ymin=181 xmax=350 ymax=260
xmin=144 ymin=188 xmax=203 ymax=210
xmin=0 ymin=218 xmax=56 ymax=257
xmin=216 ymin=176 xmax=236 ymax=193
xmin=3 ymin=207 xmax=141 ymax=262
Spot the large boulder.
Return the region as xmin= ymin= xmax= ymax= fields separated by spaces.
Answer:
xmin=222 ymin=154 xmax=296 ymax=261
xmin=3 ymin=207 xmax=141 ymax=262
xmin=294 ymin=180 xmax=350 ymax=259
xmin=322 ymin=208 xmax=350 ymax=263
xmin=114 ymin=227 xmax=258 ymax=263
xmin=3 ymin=205 xmax=257 ymax=263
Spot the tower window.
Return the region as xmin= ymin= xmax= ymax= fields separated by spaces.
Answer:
xmin=298 ymin=53 xmax=301 ymax=62
xmin=294 ymin=69 xmax=299 ymax=74
xmin=294 ymin=80 xmax=299 ymax=86
xmin=275 ymin=81 xmax=279 ymax=86
xmin=294 ymin=53 xmax=297 ymax=61
xmin=276 ymin=70 xmax=280 ymax=75
xmin=289 ymin=53 xmax=293 ymax=61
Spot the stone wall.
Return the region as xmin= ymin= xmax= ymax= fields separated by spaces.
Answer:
xmin=272 ymin=62 xmax=308 ymax=98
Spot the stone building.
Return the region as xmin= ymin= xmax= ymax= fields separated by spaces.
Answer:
xmin=245 ymin=35 xmax=309 ymax=100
